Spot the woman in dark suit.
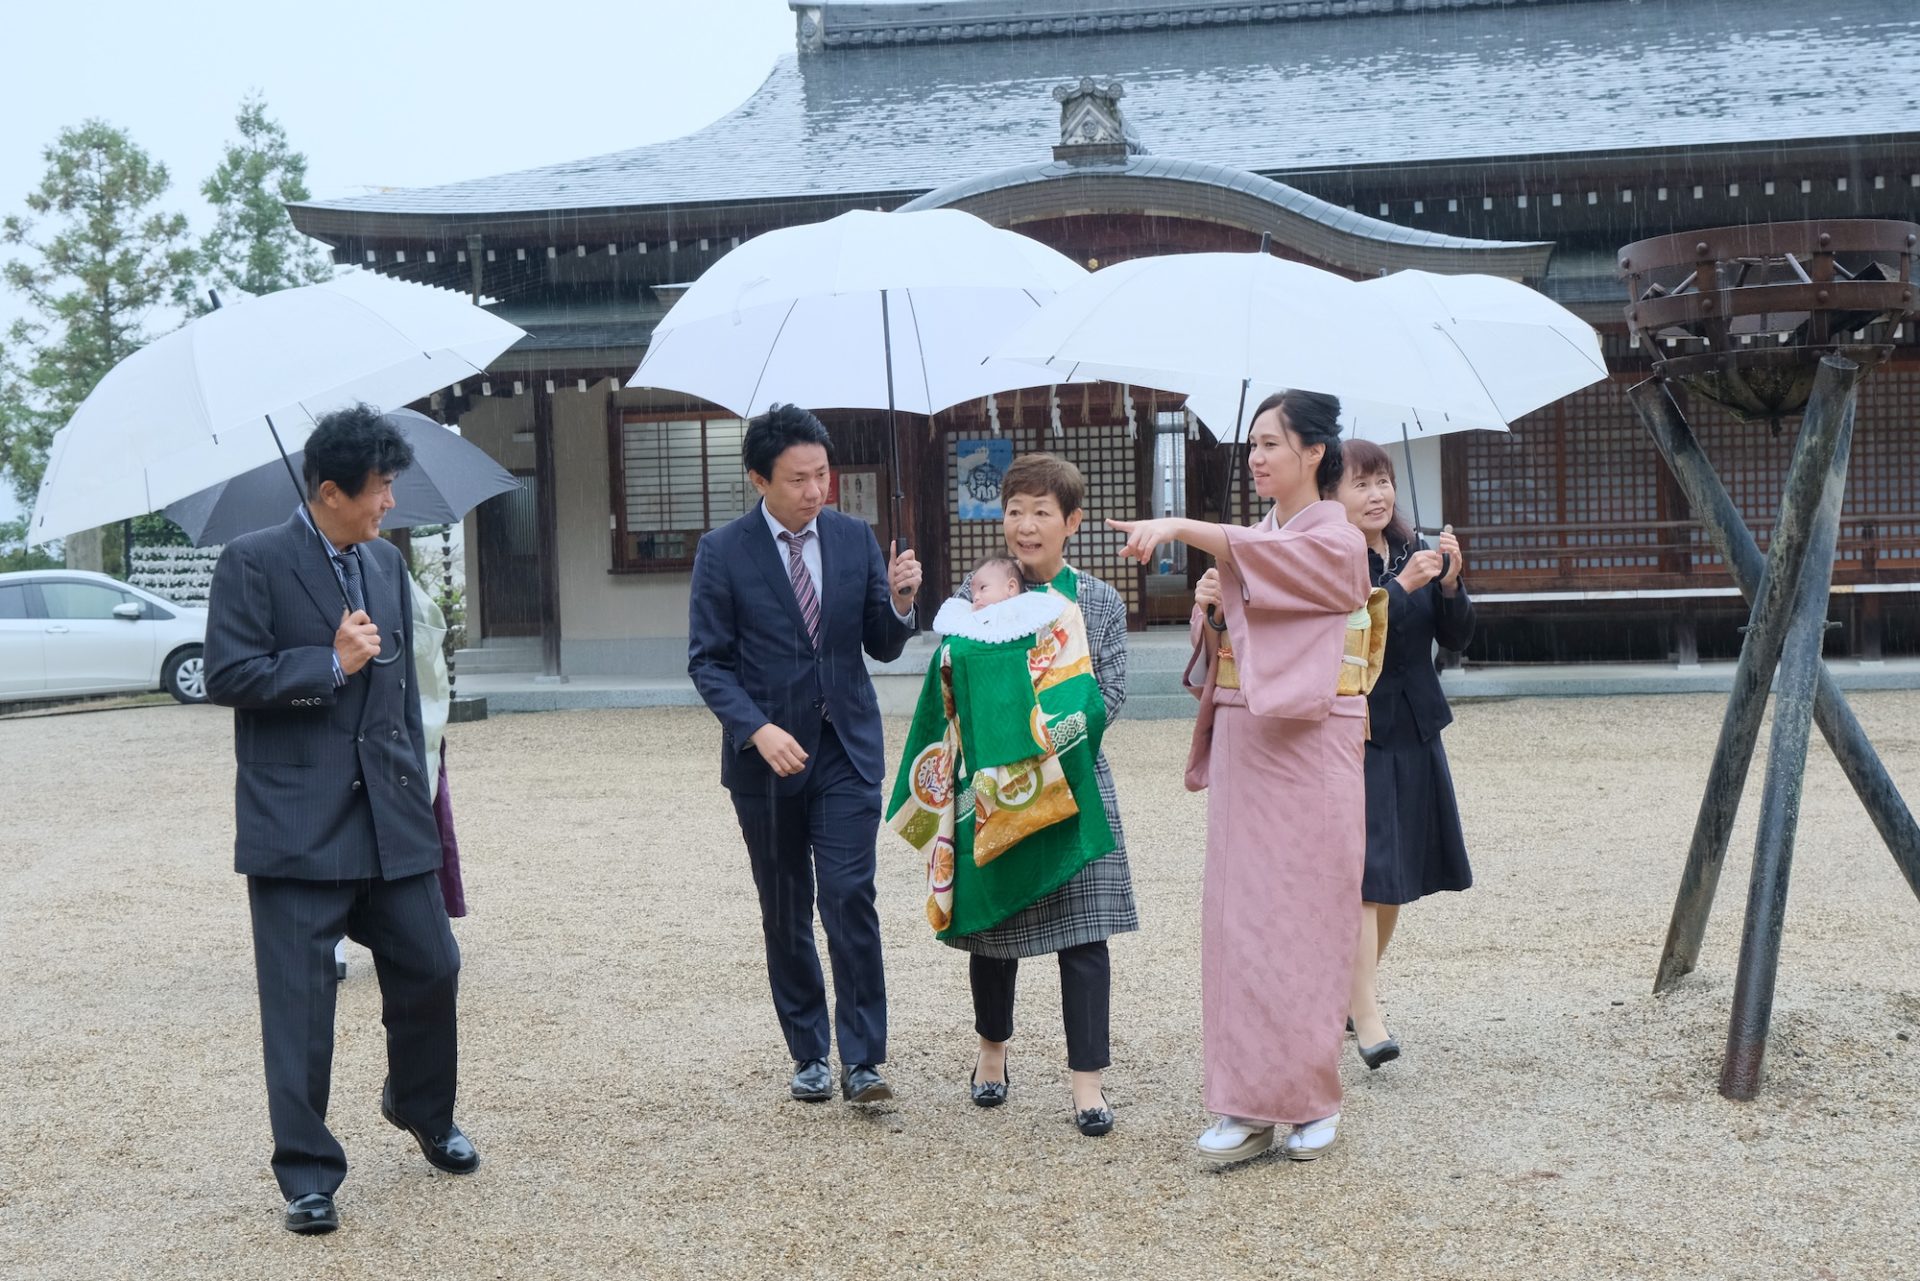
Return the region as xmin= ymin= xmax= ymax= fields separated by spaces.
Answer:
xmin=1328 ymin=439 xmax=1473 ymax=1069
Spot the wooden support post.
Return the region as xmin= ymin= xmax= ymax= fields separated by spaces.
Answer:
xmin=1634 ymin=374 xmax=1920 ymax=919
xmin=532 ymin=388 xmax=564 ymax=680
xmin=1629 ymin=358 xmax=1866 ymax=991
xmin=1720 ymin=392 xmax=1855 ymax=1098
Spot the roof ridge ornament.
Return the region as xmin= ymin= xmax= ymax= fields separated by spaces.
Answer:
xmin=1053 ymin=78 xmax=1147 ymax=163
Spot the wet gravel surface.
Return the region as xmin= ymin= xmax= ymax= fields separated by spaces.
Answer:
xmin=1 ymin=694 xmax=1915 ymax=1279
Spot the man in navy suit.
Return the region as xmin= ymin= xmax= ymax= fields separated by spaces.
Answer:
xmin=205 ymin=405 xmax=476 ymax=1236
xmin=689 ymin=403 xmax=920 ymax=1104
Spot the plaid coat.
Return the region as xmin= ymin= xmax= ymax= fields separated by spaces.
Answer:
xmin=945 ymin=569 xmax=1140 ymax=958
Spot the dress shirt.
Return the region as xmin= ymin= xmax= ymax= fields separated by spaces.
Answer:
xmin=761 ymin=502 xmax=913 ymax=624
xmin=295 ymin=504 xmax=352 ymax=688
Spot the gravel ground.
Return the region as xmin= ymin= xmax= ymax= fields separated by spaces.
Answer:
xmin=1 ymin=693 xmax=1916 ymax=1280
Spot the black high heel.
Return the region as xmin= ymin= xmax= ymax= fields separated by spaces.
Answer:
xmin=1074 ymin=1091 xmax=1114 ymax=1137
xmin=969 ymin=1053 xmax=1009 ymax=1108
xmin=1357 ymin=1037 xmax=1401 ymax=1070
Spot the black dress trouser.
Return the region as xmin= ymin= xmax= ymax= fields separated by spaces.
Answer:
xmin=248 ymin=871 xmax=461 ymax=1199
xmin=969 ymin=940 xmax=1111 ymax=1072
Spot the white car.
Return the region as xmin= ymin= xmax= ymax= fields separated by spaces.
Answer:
xmin=0 ymin=570 xmax=210 ymax=704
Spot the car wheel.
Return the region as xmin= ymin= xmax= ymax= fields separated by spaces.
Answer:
xmin=164 ymin=646 xmax=208 ymax=704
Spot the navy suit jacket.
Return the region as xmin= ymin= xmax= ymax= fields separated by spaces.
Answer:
xmin=205 ymin=511 xmax=441 ymax=881
xmin=688 ymin=503 xmax=914 ymax=797
xmin=1369 ymin=539 xmax=1477 ymax=744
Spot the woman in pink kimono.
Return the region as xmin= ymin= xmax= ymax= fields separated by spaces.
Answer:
xmin=1111 ymin=390 xmax=1370 ymax=1165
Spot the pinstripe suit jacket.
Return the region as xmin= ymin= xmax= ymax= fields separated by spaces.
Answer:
xmin=688 ymin=502 xmax=914 ymax=798
xmin=205 ymin=511 xmax=440 ymax=881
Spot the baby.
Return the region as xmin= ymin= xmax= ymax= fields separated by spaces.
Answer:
xmin=967 ymin=555 xmax=1026 ymax=610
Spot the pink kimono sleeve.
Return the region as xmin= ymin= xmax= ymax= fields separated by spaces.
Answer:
xmin=1219 ymin=512 xmax=1370 ymax=616
xmin=1214 ymin=505 xmax=1371 ymax=721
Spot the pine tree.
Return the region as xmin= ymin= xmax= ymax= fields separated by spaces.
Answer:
xmin=1 ymin=120 xmax=196 ymax=570
xmin=184 ymin=93 xmax=332 ymax=313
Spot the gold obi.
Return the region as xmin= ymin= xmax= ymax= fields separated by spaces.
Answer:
xmin=1215 ymin=587 xmax=1389 ymax=697
xmin=1339 ymin=587 xmax=1390 ymax=696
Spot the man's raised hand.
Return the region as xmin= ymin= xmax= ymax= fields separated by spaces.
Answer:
xmin=888 ymin=540 xmax=921 ymax=605
xmin=335 ymin=608 xmax=380 ymax=675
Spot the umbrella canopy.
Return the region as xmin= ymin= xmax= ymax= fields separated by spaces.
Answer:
xmin=28 ymin=271 xmax=524 ymax=545
xmin=163 ymin=409 xmax=520 ymax=547
xmin=629 ymin=208 xmax=1088 ymax=418
xmin=995 ymin=253 xmax=1606 ymax=444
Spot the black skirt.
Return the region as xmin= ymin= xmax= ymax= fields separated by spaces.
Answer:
xmin=1362 ymin=693 xmax=1472 ymax=905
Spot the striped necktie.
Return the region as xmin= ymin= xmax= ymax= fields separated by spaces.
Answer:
xmin=335 ymin=545 xmax=367 ymax=615
xmin=780 ymin=529 xmax=821 ymax=648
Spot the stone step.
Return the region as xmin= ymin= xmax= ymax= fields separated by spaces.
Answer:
xmin=1120 ymin=692 xmax=1201 ymax=722
xmin=452 ymin=640 xmax=541 ymax=675
xmin=1129 ymin=671 xmax=1192 ymax=699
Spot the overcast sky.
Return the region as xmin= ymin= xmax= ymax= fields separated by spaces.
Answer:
xmin=0 ymin=0 xmax=797 ymax=521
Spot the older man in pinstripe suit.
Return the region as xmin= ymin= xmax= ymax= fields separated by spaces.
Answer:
xmin=206 ymin=405 xmax=476 ymax=1236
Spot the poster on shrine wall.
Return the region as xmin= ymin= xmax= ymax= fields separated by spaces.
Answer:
xmin=955 ymin=437 xmax=1012 ymax=520
xmin=826 ymin=468 xmax=881 ymax=524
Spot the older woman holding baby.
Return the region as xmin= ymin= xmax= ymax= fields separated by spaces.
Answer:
xmin=1111 ymin=390 xmax=1372 ymax=1165
xmin=943 ymin=452 xmax=1138 ymax=1138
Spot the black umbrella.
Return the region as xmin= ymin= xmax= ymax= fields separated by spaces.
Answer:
xmin=164 ymin=408 xmax=520 ymax=547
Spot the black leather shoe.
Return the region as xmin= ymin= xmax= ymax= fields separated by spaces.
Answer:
xmin=969 ymin=1054 xmax=1009 ymax=1108
xmin=790 ymin=1057 xmax=833 ymax=1102
xmin=1075 ymin=1093 xmax=1115 ymax=1138
xmin=842 ymin=1063 xmax=894 ymax=1103
xmin=1358 ymin=1037 xmax=1402 ymax=1070
xmin=284 ymin=1192 xmax=338 ymax=1235
xmin=381 ymin=1082 xmax=480 ymax=1174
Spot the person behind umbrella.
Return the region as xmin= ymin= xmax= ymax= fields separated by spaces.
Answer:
xmin=687 ymin=403 xmax=921 ymax=1107
xmin=1109 ymin=390 xmax=1371 ymax=1165
xmin=204 ymin=404 xmax=476 ymax=1236
xmin=950 ymin=454 xmax=1138 ymax=1137
xmin=1326 ymin=439 xmax=1473 ymax=1070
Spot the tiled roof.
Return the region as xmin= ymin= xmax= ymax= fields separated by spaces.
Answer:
xmin=293 ymin=0 xmax=1920 ymax=219
xmin=800 ymin=0 xmax=1608 ymax=49
xmin=898 ymin=153 xmax=1544 ymax=248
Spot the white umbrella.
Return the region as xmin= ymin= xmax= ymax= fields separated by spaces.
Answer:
xmin=997 ymin=251 xmax=1546 ymax=441
xmin=995 ymin=251 xmax=1606 ymax=525
xmin=628 ymin=208 xmax=1088 ymax=545
xmin=29 ymin=271 xmax=525 ymax=545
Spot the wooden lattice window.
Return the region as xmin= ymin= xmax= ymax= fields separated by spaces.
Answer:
xmin=1560 ymin=381 xmax=1664 ymax=573
xmin=610 ymin=411 xmax=747 ymax=571
xmin=943 ymin=418 xmax=1143 ymax=620
xmin=1459 ymin=405 xmax=1563 ymax=577
xmin=1840 ymin=368 xmax=1920 ymax=568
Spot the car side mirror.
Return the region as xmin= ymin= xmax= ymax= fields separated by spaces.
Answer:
xmin=113 ymin=602 xmax=143 ymax=620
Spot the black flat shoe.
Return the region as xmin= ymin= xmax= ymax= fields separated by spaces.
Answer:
xmin=284 ymin=1192 xmax=338 ymax=1235
xmin=1357 ymin=1037 xmax=1401 ymax=1070
xmin=1074 ymin=1093 xmax=1114 ymax=1137
xmin=842 ymin=1063 xmax=894 ymax=1104
xmin=790 ymin=1057 xmax=833 ymax=1102
xmin=382 ymin=1082 xmax=480 ymax=1174
xmin=969 ymin=1054 xmax=1009 ymax=1108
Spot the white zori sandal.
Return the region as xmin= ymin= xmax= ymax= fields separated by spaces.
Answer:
xmin=1281 ymin=1113 xmax=1341 ymax=1161
xmin=1195 ymin=1116 xmax=1275 ymax=1164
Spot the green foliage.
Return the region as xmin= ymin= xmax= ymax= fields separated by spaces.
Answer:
xmin=180 ymin=93 xmax=331 ymax=315
xmin=0 ymin=515 xmax=59 ymax=572
xmin=0 ymin=334 xmax=51 ymax=507
xmin=130 ymin=511 xmax=189 ymax=547
xmin=0 ymin=120 xmax=194 ymax=506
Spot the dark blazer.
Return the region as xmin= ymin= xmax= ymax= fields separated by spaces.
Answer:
xmin=688 ymin=502 xmax=914 ymax=797
xmin=1369 ymin=539 xmax=1477 ymax=744
xmin=205 ymin=511 xmax=441 ymax=881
